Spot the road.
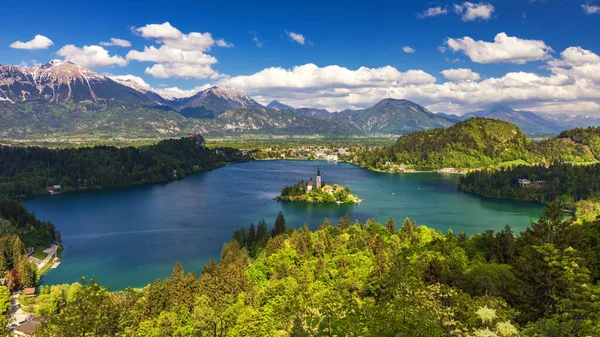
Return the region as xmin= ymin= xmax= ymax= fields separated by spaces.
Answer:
xmin=28 ymin=244 xmax=59 ymax=271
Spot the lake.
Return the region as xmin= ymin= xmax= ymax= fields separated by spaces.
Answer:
xmin=24 ymin=160 xmax=543 ymax=290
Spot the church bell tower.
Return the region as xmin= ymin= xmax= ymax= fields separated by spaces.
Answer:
xmin=316 ymin=168 xmax=322 ymax=189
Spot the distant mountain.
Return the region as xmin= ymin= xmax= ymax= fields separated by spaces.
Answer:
xmin=168 ymin=86 xmax=264 ymax=119
xmin=190 ymin=107 xmax=360 ymax=136
xmin=0 ymin=60 xmax=186 ymax=137
xmin=267 ymin=100 xmax=295 ymax=111
xmin=456 ymin=104 xmax=563 ymax=135
xmin=334 ymin=98 xmax=454 ymax=134
xmin=435 ymin=112 xmax=462 ymax=122
xmin=538 ymin=113 xmax=600 ymax=129
xmin=294 ymin=108 xmax=333 ymax=118
xmin=110 ymin=76 xmax=168 ymax=105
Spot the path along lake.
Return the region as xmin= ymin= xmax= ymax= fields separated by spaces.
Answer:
xmin=24 ymin=160 xmax=543 ymax=290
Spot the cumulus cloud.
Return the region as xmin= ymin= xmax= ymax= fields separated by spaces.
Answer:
xmin=100 ymin=38 xmax=132 ymax=47
xmin=127 ymin=22 xmax=232 ymax=79
xmin=57 ymin=45 xmax=127 ymax=68
xmin=417 ymin=7 xmax=448 ymax=18
xmin=155 ymin=84 xmax=213 ymax=99
xmin=211 ymin=46 xmax=600 ymax=116
xmin=109 ymin=74 xmax=152 ymax=91
xmin=453 ymin=2 xmax=495 ymax=21
xmin=582 ymin=3 xmax=600 ymax=14
xmin=402 ymin=46 xmax=415 ymax=53
xmin=526 ymin=101 xmax=600 ymax=114
xmin=10 ymin=35 xmax=54 ymax=50
xmin=446 ymin=32 xmax=553 ymax=64
xmin=286 ymin=31 xmax=306 ymax=45
xmin=548 ymin=46 xmax=600 ymax=83
xmin=220 ymin=64 xmax=436 ymax=92
xmin=441 ymin=68 xmax=481 ymax=81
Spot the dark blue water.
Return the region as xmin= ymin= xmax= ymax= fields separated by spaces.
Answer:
xmin=24 ymin=160 xmax=543 ymax=289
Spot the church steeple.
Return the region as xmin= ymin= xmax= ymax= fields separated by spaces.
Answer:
xmin=316 ymin=168 xmax=322 ymax=189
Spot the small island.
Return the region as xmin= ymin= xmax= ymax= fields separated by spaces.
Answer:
xmin=277 ymin=168 xmax=362 ymax=204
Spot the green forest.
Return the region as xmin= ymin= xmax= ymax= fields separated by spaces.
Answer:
xmin=12 ymin=207 xmax=599 ymax=336
xmin=0 ymin=136 xmax=249 ymax=198
xmin=0 ymin=199 xmax=59 ymax=309
xmin=458 ymin=163 xmax=600 ymax=204
xmin=353 ymin=118 xmax=597 ymax=171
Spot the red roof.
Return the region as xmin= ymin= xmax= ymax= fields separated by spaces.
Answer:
xmin=307 ymin=181 xmax=314 ymax=186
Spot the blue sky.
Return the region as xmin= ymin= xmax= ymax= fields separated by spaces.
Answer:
xmin=2 ymin=0 xmax=600 ymax=114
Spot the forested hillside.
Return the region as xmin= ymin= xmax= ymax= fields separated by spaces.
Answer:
xmin=354 ymin=118 xmax=595 ymax=171
xmin=0 ymin=200 xmax=59 ymax=292
xmin=0 ymin=136 xmax=249 ymax=198
xmin=459 ymin=163 xmax=600 ymax=203
xmin=26 ymin=208 xmax=600 ymax=337
xmin=558 ymin=126 xmax=600 ymax=159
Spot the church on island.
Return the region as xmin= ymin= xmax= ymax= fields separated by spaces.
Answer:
xmin=278 ymin=168 xmax=360 ymax=204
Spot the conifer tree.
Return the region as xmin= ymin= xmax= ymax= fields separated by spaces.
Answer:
xmin=338 ymin=213 xmax=351 ymax=230
xmin=247 ymin=223 xmax=257 ymax=248
xmin=256 ymin=220 xmax=268 ymax=241
xmin=319 ymin=217 xmax=331 ymax=230
xmin=386 ymin=217 xmax=396 ymax=233
xmin=273 ymin=212 xmax=286 ymax=236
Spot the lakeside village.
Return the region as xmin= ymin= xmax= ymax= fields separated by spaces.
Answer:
xmin=277 ymin=168 xmax=362 ymax=204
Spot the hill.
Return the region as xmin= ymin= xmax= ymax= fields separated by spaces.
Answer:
xmin=354 ymin=118 xmax=595 ymax=171
xmin=557 ymin=126 xmax=600 ymax=159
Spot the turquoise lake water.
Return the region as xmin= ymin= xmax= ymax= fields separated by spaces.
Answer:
xmin=23 ymin=160 xmax=543 ymax=290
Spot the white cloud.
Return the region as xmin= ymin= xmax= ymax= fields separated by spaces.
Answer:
xmin=155 ymin=84 xmax=213 ymax=99
xmin=582 ymin=3 xmax=600 ymax=14
xmin=548 ymin=46 xmax=600 ymax=83
xmin=441 ymin=68 xmax=481 ymax=81
xmin=402 ymin=46 xmax=415 ymax=53
xmin=145 ymin=63 xmax=220 ymax=79
xmin=134 ymin=22 xmax=183 ymax=40
xmin=417 ymin=7 xmax=448 ymax=18
xmin=453 ymin=2 xmax=495 ymax=21
xmin=100 ymin=38 xmax=132 ymax=47
xmin=212 ymin=47 xmax=600 ymax=116
xmin=109 ymin=74 xmax=152 ymax=91
xmin=526 ymin=101 xmax=600 ymax=114
xmin=57 ymin=45 xmax=127 ymax=68
xmin=216 ymin=39 xmax=233 ymax=48
xmin=128 ymin=22 xmax=231 ymax=79
xmin=446 ymin=32 xmax=553 ymax=64
xmin=251 ymin=31 xmax=264 ymax=48
xmin=286 ymin=31 xmax=306 ymax=45
xmin=220 ymin=64 xmax=436 ymax=92
xmin=10 ymin=35 xmax=54 ymax=50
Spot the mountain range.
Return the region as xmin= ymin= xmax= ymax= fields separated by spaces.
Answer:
xmin=2 ymin=60 xmax=600 ymax=139
xmin=439 ymin=105 xmax=600 ymax=135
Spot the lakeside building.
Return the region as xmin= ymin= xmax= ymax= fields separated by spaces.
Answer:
xmin=46 ymin=185 xmax=61 ymax=195
xmin=13 ymin=319 xmax=42 ymax=337
xmin=518 ymin=179 xmax=531 ymax=187
xmin=23 ymin=287 xmax=36 ymax=297
xmin=307 ymin=179 xmax=314 ymax=192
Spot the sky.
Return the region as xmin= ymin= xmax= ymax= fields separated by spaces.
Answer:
xmin=1 ymin=0 xmax=600 ymax=114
